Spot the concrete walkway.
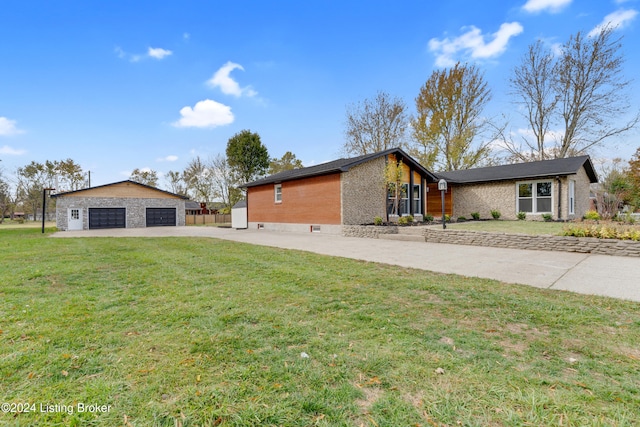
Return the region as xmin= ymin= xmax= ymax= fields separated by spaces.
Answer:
xmin=52 ymin=227 xmax=640 ymax=303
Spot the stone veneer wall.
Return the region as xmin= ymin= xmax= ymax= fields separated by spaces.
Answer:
xmin=341 ymin=157 xmax=387 ymax=225
xmin=424 ymin=228 xmax=640 ymax=257
xmin=452 ymin=181 xmax=515 ymax=220
xmin=55 ymin=197 xmax=186 ymax=230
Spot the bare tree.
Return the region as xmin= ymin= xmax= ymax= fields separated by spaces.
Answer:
xmin=165 ymin=170 xmax=188 ymax=196
xmin=507 ymin=26 xmax=639 ymax=160
xmin=129 ymin=168 xmax=159 ymax=187
xmin=343 ymin=91 xmax=408 ymax=156
xmin=209 ymin=154 xmax=241 ymax=212
xmin=183 ymin=156 xmax=215 ymax=204
xmin=508 ymin=40 xmax=559 ymax=161
xmin=410 ymin=62 xmax=493 ymax=171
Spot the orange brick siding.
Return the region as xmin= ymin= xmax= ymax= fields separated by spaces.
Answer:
xmin=248 ymin=173 xmax=342 ymax=224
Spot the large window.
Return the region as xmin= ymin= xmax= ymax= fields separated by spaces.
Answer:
xmin=412 ymin=184 xmax=421 ymax=215
xmin=517 ymin=181 xmax=552 ymax=213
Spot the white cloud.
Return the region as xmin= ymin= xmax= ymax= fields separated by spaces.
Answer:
xmin=0 ymin=145 xmax=26 ymax=155
xmin=428 ymin=22 xmax=524 ymax=67
xmin=157 ymin=155 xmax=179 ymax=162
xmin=172 ymin=99 xmax=234 ymax=128
xmin=207 ymin=61 xmax=257 ymax=97
xmin=148 ymin=47 xmax=173 ymax=60
xmin=116 ymin=46 xmax=172 ymax=62
xmin=522 ymin=0 xmax=572 ymax=14
xmin=0 ymin=117 xmax=25 ymax=136
xmin=589 ymin=9 xmax=638 ymax=37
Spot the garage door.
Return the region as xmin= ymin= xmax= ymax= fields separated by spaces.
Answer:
xmin=146 ymin=208 xmax=176 ymax=227
xmin=89 ymin=208 xmax=126 ymax=229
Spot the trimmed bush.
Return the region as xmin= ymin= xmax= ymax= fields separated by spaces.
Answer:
xmin=542 ymin=213 xmax=553 ymax=222
xmin=561 ymin=223 xmax=640 ymax=241
xmin=424 ymin=214 xmax=434 ymax=222
xmin=470 ymin=212 xmax=480 ymax=220
xmin=584 ymin=210 xmax=600 ymax=221
xmin=491 ymin=210 xmax=501 ymax=220
xmin=517 ymin=211 xmax=526 ymax=220
xmin=373 ymin=216 xmax=383 ymax=226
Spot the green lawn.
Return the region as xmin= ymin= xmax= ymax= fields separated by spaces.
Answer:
xmin=447 ymin=220 xmax=568 ymax=235
xmin=1 ymin=228 xmax=639 ymax=426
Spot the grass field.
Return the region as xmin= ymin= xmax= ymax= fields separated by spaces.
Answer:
xmin=1 ymin=228 xmax=639 ymax=426
xmin=446 ymin=220 xmax=567 ymax=235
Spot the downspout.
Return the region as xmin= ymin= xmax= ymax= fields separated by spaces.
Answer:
xmin=556 ymin=176 xmax=562 ymax=221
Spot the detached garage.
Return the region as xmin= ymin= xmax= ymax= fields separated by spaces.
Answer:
xmin=53 ymin=180 xmax=187 ymax=231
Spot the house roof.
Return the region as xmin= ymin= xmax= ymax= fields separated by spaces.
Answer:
xmin=51 ymin=180 xmax=189 ymax=199
xmin=435 ymin=156 xmax=598 ymax=184
xmin=243 ymin=147 xmax=439 ymax=188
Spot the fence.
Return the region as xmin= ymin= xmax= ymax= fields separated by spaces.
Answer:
xmin=186 ymin=214 xmax=231 ymax=225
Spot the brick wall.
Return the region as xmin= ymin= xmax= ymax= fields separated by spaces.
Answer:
xmin=247 ymin=173 xmax=342 ymax=224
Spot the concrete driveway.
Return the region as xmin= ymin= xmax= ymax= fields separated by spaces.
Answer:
xmin=52 ymin=226 xmax=640 ymax=303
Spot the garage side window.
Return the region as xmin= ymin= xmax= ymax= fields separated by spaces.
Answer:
xmin=274 ymin=184 xmax=282 ymax=203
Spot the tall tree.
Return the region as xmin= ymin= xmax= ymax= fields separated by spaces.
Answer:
xmin=508 ymin=40 xmax=559 ymax=161
xmin=15 ymin=161 xmax=49 ymax=220
xmin=268 ymin=151 xmax=303 ymax=175
xmin=129 ymin=168 xmax=159 ymax=187
xmin=165 ymin=170 xmax=188 ymax=196
xmin=410 ymin=62 xmax=493 ymax=171
xmin=183 ymin=156 xmax=215 ymax=203
xmin=54 ymin=158 xmax=86 ymax=191
xmin=209 ymin=154 xmax=241 ymax=212
xmin=508 ymin=26 xmax=639 ymax=160
xmin=226 ymin=129 xmax=270 ymax=186
xmin=343 ymin=91 xmax=408 ymax=156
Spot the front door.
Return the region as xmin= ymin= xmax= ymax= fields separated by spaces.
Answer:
xmin=68 ymin=208 xmax=83 ymax=230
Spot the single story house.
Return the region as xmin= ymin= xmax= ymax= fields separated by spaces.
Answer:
xmin=243 ymin=148 xmax=439 ymax=233
xmin=241 ymin=148 xmax=598 ymax=233
xmin=53 ymin=180 xmax=187 ymax=230
xmin=436 ymin=155 xmax=598 ymax=221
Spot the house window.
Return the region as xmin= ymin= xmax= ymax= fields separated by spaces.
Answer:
xmin=569 ymin=180 xmax=575 ymax=215
xmin=274 ymin=184 xmax=282 ymax=203
xmin=400 ymin=183 xmax=409 ymax=215
xmin=412 ymin=184 xmax=421 ymax=215
xmin=517 ymin=181 xmax=552 ymax=213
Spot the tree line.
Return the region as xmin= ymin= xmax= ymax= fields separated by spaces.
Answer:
xmin=343 ymin=26 xmax=639 ymax=172
xmin=0 ymin=131 xmax=303 ymax=221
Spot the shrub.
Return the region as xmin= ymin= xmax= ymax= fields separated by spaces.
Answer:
xmin=470 ymin=212 xmax=480 ymax=220
xmin=444 ymin=214 xmax=451 ymax=222
xmin=398 ymin=215 xmax=414 ymax=225
xmin=561 ymin=222 xmax=640 ymax=241
xmin=542 ymin=213 xmax=553 ymax=222
xmin=517 ymin=211 xmax=526 ymax=221
xmin=491 ymin=209 xmax=501 ymax=220
xmin=424 ymin=214 xmax=434 ymax=222
xmin=373 ymin=216 xmax=383 ymax=226
xmin=458 ymin=216 xmax=467 ymax=222
xmin=583 ymin=210 xmax=600 ymax=221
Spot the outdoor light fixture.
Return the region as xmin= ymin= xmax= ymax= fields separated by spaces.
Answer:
xmin=438 ymin=179 xmax=447 ymax=230
xmin=42 ymin=188 xmax=55 ymax=233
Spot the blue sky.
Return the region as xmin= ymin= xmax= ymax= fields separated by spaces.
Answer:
xmin=1 ymin=0 xmax=639 ymax=188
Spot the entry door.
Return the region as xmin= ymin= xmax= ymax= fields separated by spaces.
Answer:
xmin=68 ymin=208 xmax=83 ymax=230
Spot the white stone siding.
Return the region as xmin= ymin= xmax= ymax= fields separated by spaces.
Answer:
xmin=55 ymin=197 xmax=186 ymax=230
xmin=341 ymin=157 xmax=387 ymax=225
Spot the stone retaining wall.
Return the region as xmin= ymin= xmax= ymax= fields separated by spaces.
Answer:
xmin=343 ymin=225 xmax=399 ymax=238
xmin=424 ymin=229 xmax=640 ymax=257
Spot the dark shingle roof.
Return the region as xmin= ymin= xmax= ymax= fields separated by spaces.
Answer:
xmin=435 ymin=156 xmax=598 ymax=184
xmin=243 ymin=148 xmax=438 ymax=187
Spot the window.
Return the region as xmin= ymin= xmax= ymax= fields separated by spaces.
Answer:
xmin=400 ymin=183 xmax=409 ymax=215
xmin=569 ymin=180 xmax=575 ymax=215
xmin=71 ymin=209 xmax=80 ymax=220
xmin=274 ymin=184 xmax=282 ymax=203
xmin=517 ymin=181 xmax=552 ymax=213
xmin=412 ymin=184 xmax=421 ymax=214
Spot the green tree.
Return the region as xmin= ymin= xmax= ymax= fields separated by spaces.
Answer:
xmin=183 ymin=156 xmax=215 ymax=204
xmin=343 ymin=91 xmax=408 ymax=156
xmin=226 ymin=129 xmax=270 ymax=186
xmin=385 ymin=159 xmax=405 ymax=217
xmin=268 ymin=151 xmax=303 ymax=175
xmin=129 ymin=168 xmax=159 ymax=187
xmin=410 ymin=62 xmax=493 ymax=171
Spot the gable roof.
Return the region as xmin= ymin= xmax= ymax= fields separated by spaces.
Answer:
xmin=435 ymin=156 xmax=598 ymax=184
xmin=51 ymin=180 xmax=189 ymax=199
xmin=243 ymin=147 xmax=438 ymax=188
